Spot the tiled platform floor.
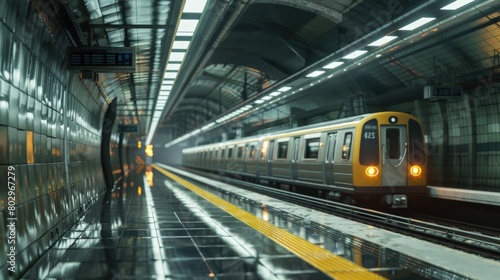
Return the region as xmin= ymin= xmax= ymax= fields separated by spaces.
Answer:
xmin=22 ymin=168 xmax=335 ymax=279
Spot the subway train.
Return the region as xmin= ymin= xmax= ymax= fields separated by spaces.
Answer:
xmin=182 ymin=112 xmax=427 ymax=208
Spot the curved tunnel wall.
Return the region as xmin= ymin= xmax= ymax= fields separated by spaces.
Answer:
xmin=388 ymin=87 xmax=500 ymax=191
xmin=0 ymin=1 xmax=108 ymax=278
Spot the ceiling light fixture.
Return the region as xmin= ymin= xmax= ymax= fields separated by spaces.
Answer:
xmin=183 ymin=0 xmax=208 ymax=13
xmin=368 ymin=36 xmax=398 ymax=46
xmin=172 ymin=40 xmax=190 ymax=50
xmin=169 ymin=52 xmax=186 ymax=61
xmin=399 ymin=17 xmax=436 ymax=31
xmin=146 ymin=0 xmax=208 ymax=145
xmin=343 ymin=50 xmax=368 ymax=59
xmin=323 ymin=61 xmax=344 ymax=69
xmin=440 ymin=0 xmax=474 ymax=10
xmin=176 ymin=19 xmax=200 ymax=36
xmin=278 ymin=86 xmax=292 ymax=92
xmin=306 ymin=70 xmax=325 ymax=77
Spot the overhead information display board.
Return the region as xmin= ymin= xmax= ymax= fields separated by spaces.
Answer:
xmin=67 ymin=47 xmax=136 ymax=73
xmin=424 ymin=85 xmax=462 ymax=100
xmin=119 ymin=125 xmax=138 ymax=133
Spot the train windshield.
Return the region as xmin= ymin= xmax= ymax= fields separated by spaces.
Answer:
xmin=360 ymin=119 xmax=379 ymax=165
xmin=386 ymin=128 xmax=401 ymax=159
xmin=409 ymin=119 xmax=425 ymax=165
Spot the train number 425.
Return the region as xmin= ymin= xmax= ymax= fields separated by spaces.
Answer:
xmin=364 ymin=132 xmax=376 ymax=139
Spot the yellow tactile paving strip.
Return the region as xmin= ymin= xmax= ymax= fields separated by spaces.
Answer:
xmin=152 ymin=164 xmax=386 ymax=280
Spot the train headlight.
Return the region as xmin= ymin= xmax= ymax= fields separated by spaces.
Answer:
xmin=389 ymin=116 xmax=398 ymax=123
xmin=410 ymin=165 xmax=422 ymax=176
xmin=365 ymin=166 xmax=379 ymax=177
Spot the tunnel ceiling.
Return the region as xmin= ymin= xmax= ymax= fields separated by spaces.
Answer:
xmin=47 ymin=0 xmax=500 ymax=143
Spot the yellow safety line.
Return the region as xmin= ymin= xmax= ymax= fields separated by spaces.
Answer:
xmin=152 ymin=164 xmax=386 ymax=280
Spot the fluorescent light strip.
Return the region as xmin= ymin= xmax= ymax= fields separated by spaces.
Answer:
xmin=176 ymin=19 xmax=199 ymax=36
xmin=183 ymin=0 xmax=208 ymax=13
xmin=278 ymin=86 xmax=292 ymax=92
xmin=164 ymin=72 xmax=178 ymax=79
xmin=368 ymin=36 xmax=398 ymax=46
xmin=323 ymin=61 xmax=344 ymax=69
xmin=148 ymin=0 xmax=209 ymax=146
xmin=169 ymin=52 xmax=186 ymax=62
xmin=172 ymin=40 xmax=190 ymax=49
xmin=166 ymin=63 xmax=181 ymax=71
xmin=399 ymin=17 xmax=436 ymax=31
xmin=270 ymin=91 xmax=281 ymax=96
xmin=306 ymin=70 xmax=325 ymax=77
xmin=441 ymin=0 xmax=474 ymax=10
xmin=343 ymin=50 xmax=368 ymax=59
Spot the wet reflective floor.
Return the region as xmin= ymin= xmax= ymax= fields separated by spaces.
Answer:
xmin=22 ymin=164 xmax=500 ymax=279
xmin=24 ymin=167 xmax=337 ymax=279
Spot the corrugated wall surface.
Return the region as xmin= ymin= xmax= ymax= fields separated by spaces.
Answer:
xmin=0 ymin=1 xmax=108 ymax=278
xmin=389 ymin=86 xmax=500 ymax=191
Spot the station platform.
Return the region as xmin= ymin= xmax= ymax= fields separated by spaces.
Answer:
xmin=22 ymin=163 xmax=500 ymax=279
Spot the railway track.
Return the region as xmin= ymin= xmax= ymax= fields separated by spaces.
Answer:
xmin=177 ymin=167 xmax=500 ymax=261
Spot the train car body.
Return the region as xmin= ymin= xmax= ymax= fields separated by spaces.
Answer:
xmin=183 ymin=112 xmax=427 ymax=208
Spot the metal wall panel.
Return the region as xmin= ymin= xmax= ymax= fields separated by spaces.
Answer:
xmin=0 ymin=2 xmax=107 ymax=276
xmin=0 ymin=79 xmax=8 ymax=126
xmin=18 ymin=90 xmax=27 ymax=130
xmin=0 ymin=165 xmax=6 ymax=211
xmin=8 ymin=86 xmax=19 ymax=128
xmin=8 ymin=127 xmax=17 ymax=164
xmin=0 ymin=211 xmax=6 ymax=266
xmin=26 ymin=95 xmax=35 ymax=131
xmin=0 ymin=29 xmax=13 ymax=82
xmin=18 ymin=129 xmax=26 ymax=163
xmin=16 ymin=165 xmax=29 ymax=204
xmin=0 ymin=126 xmax=7 ymax=164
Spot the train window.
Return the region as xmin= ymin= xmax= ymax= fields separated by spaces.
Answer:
xmin=237 ymin=146 xmax=244 ymax=158
xmin=386 ymin=128 xmax=401 ymax=159
xmin=227 ymin=148 xmax=233 ymax=159
xmin=247 ymin=145 xmax=255 ymax=159
xmin=304 ymin=138 xmax=320 ymax=159
xmin=260 ymin=141 xmax=268 ymax=159
xmin=341 ymin=133 xmax=352 ymax=160
xmin=221 ymin=149 xmax=225 ymax=160
xmin=360 ymin=119 xmax=379 ymax=165
xmin=409 ymin=119 xmax=425 ymax=165
xmin=277 ymin=141 xmax=288 ymax=159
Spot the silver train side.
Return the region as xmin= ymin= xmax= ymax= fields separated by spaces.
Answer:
xmin=183 ymin=112 xmax=427 ymax=208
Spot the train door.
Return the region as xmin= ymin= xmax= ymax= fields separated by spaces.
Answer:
xmin=272 ymin=138 xmax=291 ymax=178
xmin=266 ymin=140 xmax=275 ymax=176
xmin=381 ymin=126 xmax=407 ymax=186
xmin=323 ymin=133 xmax=337 ymax=185
xmin=290 ymin=137 xmax=300 ymax=180
xmin=220 ymin=148 xmax=226 ymax=172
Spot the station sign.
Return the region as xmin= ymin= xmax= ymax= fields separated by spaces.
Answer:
xmin=119 ymin=125 xmax=138 ymax=133
xmin=67 ymin=47 xmax=136 ymax=73
xmin=424 ymin=85 xmax=462 ymax=100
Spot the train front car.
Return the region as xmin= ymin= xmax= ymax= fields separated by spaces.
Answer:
xmin=352 ymin=112 xmax=427 ymax=208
